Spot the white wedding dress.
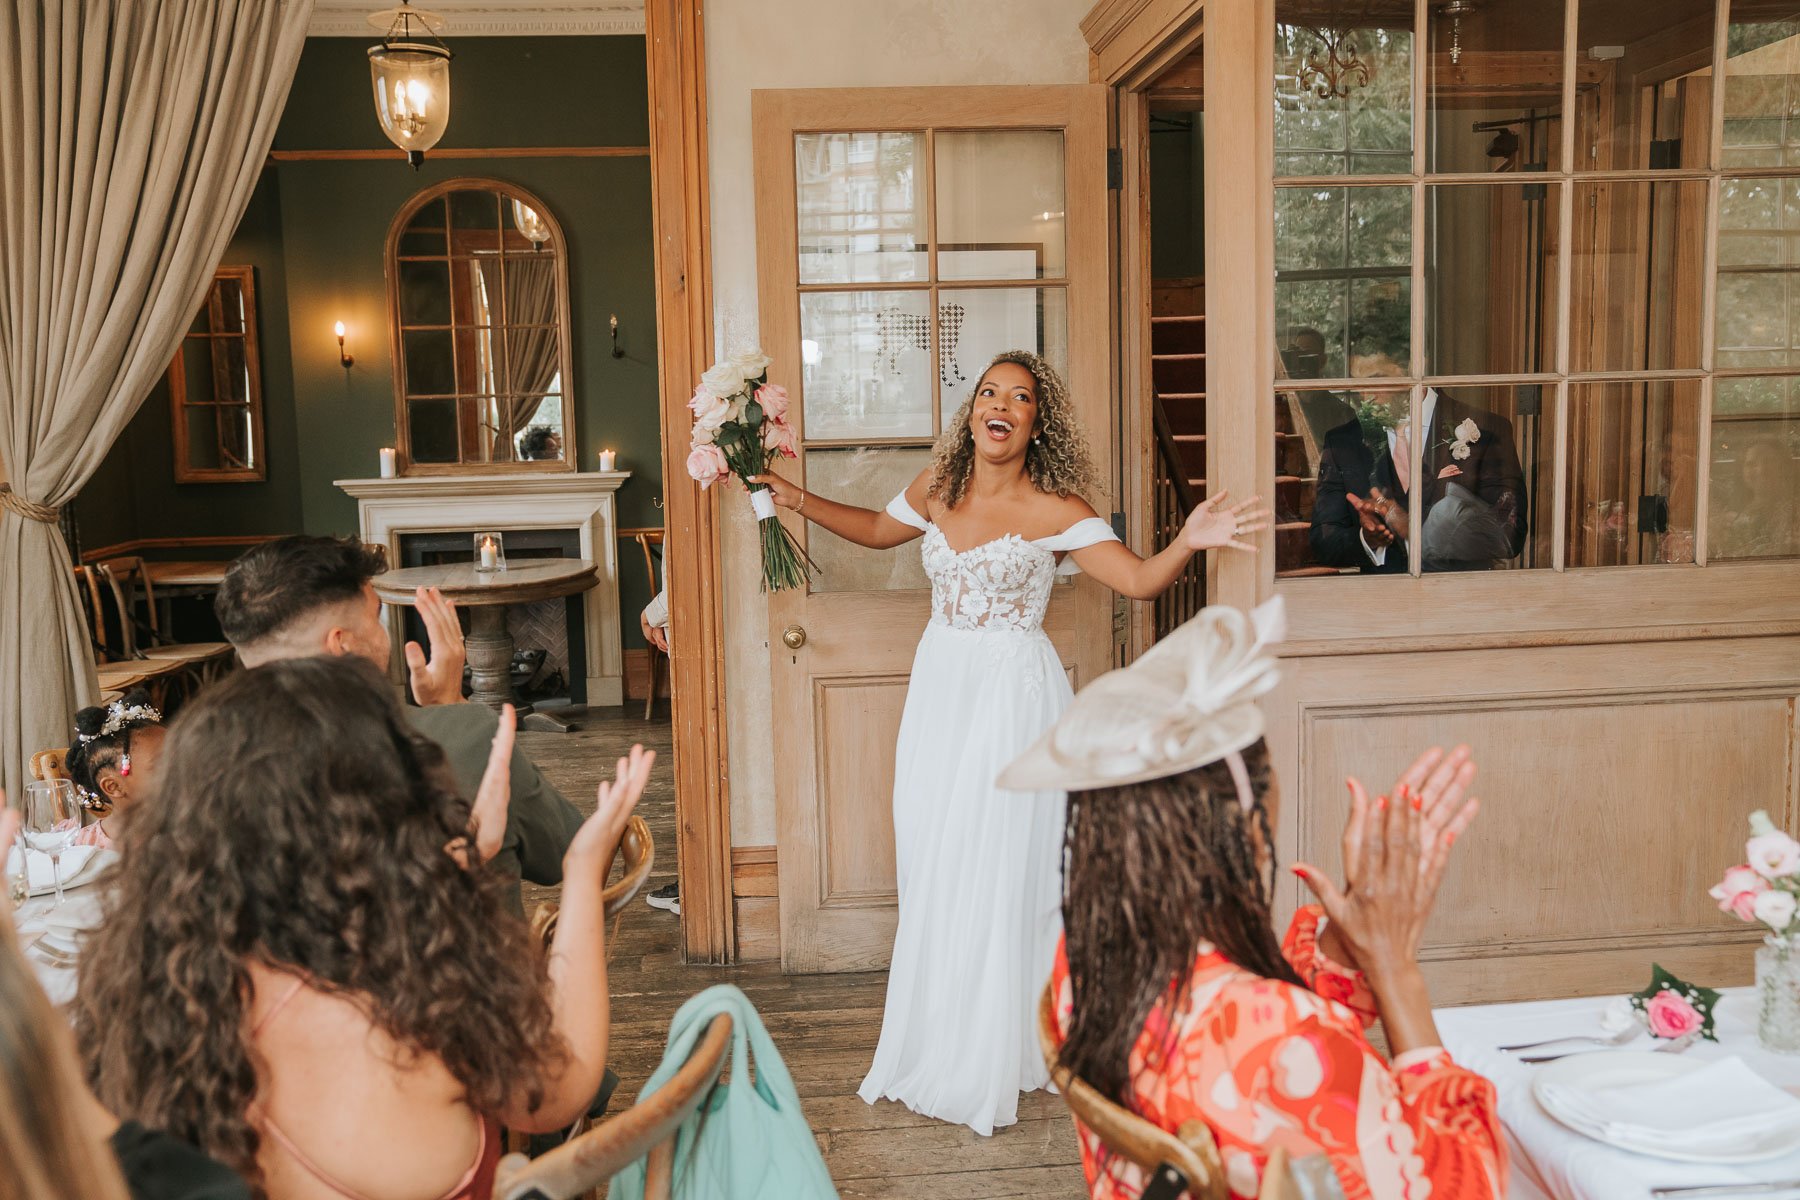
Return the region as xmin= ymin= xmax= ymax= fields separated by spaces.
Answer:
xmin=857 ymin=491 xmax=1119 ymax=1136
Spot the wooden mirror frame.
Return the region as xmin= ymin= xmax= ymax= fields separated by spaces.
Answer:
xmin=384 ymin=177 xmax=578 ymax=476
xmin=168 ymin=264 xmax=267 ymax=484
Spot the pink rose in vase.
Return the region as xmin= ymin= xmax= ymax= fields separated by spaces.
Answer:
xmin=1645 ymin=989 xmax=1703 ymax=1040
xmin=1711 ymin=864 xmax=1770 ymax=922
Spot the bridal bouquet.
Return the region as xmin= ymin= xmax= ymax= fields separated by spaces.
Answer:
xmin=684 ymin=349 xmax=814 ymax=593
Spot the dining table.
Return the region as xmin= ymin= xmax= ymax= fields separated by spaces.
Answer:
xmin=372 ymin=558 xmax=599 ymax=733
xmin=1438 ymin=988 xmax=1800 ymax=1200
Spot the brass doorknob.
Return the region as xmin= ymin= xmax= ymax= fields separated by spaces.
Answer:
xmin=781 ymin=625 xmax=807 ymax=650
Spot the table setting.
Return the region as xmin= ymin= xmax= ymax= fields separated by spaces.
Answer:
xmin=7 ymin=779 xmax=115 ymax=1007
xmin=1436 ymin=811 xmax=1800 ymax=1200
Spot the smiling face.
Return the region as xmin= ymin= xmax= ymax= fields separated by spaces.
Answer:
xmin=966 ymin=361 xmax=1041 ymax=468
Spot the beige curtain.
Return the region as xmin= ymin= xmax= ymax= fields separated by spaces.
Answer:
xmin=0 ymin=0 xmax=312 ymax=800
xmin=486 ymin=254 xmax=562 ymax=459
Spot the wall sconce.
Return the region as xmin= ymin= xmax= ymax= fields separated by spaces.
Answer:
xmin=610 ymin=313 xmax=624 ymax=359
xmin=335 ymin=321 xmax=355 ymax=369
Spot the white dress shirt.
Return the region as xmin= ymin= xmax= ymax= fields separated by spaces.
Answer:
xmin=1361 ymin=388 xmax=1438 ymax=567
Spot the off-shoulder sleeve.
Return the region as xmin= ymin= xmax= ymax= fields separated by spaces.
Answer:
xmin=1038 ymin=516 xmax=1121 ymax=577
xmin=1282 ymin=904 xmax=1379 ymax=1027
xmin=885 ymin=491 xmax=930 ymax=532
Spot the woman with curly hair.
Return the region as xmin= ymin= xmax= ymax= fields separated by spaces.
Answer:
xmin=72 ymin=656 xmax=653 ymax=1200
xmin=752 ymin=351 xmax=1269 ymax=1135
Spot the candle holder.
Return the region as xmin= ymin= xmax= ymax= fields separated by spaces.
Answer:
xmin=473 ymin=531 xmax=506 ymax=573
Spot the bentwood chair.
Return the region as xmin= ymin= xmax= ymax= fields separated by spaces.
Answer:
xmin=528 ymin=815 xmax=656 ymax=964
xmin=1037 ymin=984 xmax=1323 ymax=1200
xmin=30 ymin=748 xmax=70 ymax=784
xmin=71 ymin=566 xmax=180 ymax=705
xmin=93 ymin=557 xmax=234 ymax=688
xmin=493 ymin=1012 xmax=733 ymax=1200
xmin=634 ymin=531 xmax=666 ymax=720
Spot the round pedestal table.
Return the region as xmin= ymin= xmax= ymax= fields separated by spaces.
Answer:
xmin=372 ymin=558 xmax=599 ymax=733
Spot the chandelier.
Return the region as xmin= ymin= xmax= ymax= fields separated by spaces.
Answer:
xmin=367 ymin=3 xmax=452 ymax=168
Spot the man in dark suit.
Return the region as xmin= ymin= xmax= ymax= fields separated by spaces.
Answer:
xmin=1310 ymin=388 xmax=1528 ymax=573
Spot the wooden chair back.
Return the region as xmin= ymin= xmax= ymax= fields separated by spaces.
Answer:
xmin=71 ymin=566 xmax=116 ymax=660
xmin=30 ymin=748 xmax=70 ymax=783
xmin=529 ymin=816 xmax=655 ymax=960
xmin=493 ymin=1012 xmax=733 ymax=1200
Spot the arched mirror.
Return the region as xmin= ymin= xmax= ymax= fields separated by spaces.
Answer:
xmin=385 ymin=178 xmax=575 ymax=472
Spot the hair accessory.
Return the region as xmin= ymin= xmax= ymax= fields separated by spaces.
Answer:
xmin=77 ymin=698 xmax=163 ymax=744
xmin=997 ymin=597 xmax=1285 ymax=793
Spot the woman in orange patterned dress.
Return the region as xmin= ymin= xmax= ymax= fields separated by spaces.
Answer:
xmin=999 ymin=601 xmax=1506 ymax=1200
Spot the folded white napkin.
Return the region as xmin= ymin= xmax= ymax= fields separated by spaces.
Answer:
xmin=3 ymin=844 xmax=98 ymax=894
xmin=1542 ymin=1057 xmax=1800 ymax=1155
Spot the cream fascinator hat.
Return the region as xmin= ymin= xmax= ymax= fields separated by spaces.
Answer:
xmin=997 ymin=596 xmax=1284 ymax=800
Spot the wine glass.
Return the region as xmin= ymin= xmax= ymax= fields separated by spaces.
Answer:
xmin=23 ymin=780 xmax=77 ymax=908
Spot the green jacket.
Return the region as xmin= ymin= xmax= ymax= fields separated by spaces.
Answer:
xmin=405 ymin=702 xmax=584 ymax=916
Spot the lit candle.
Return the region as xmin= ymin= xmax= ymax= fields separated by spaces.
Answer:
xmin=598 ymin=449 xmax=618 ymax=471
xmin=378 ymin=447 xmax=397 ymax=478
xmin=480 ymin=537 xmax=497 ymax=571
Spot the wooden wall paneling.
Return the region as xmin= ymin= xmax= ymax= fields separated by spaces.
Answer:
xmin=1119 ymin=90 xmax=1157 ymax=661
xmin=645 ymin=0 xmax=733 ymax=963
xmin=1202 ymin=0 xmax=1275 ymax=614
xmin=732 ymin=846 xmax=780 ymax=962
xmin=1270 ymin=634 xmax=1800 ymax=1004
xmin=1082 ymin=0 xmax=1204 ymax=88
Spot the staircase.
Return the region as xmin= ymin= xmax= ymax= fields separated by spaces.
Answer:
xmin=1149 ymin=285 xmax=1330 ymax=634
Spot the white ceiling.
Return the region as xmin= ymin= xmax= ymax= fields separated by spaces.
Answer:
xmin=309 ymin=2 xmax=645 ymax=37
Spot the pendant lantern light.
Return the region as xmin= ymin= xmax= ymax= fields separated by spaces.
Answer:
xmin=367 ymin=3 xmax=452 ymax=168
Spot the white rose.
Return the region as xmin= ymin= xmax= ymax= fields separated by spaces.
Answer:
xmin=1455 ymin=417 xmax=1481 ymax=444
xmin=1599 ymin=995 xmax=1639 ymax=1035
xmin=701 ymin=360 xmax=747 ymax=398
xmin=1452 ymin=441 xmax=1472 ymax=461
xmin=729 ymin=348 xmax=772 ymax=380
xmin=1757 ymin=888 xmax=1799 ymax=932
xmin=691 ymin=391 xmax=732 ymax=432
xmin=690 ymin=422 xmax=716 ymax=445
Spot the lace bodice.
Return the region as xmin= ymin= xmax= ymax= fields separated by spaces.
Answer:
xmin=887 ymin=493 xmax=1120 ymax=633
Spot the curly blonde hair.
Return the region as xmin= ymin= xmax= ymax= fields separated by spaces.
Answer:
xmin=928 ymin=350 xmax=1100 ymax=510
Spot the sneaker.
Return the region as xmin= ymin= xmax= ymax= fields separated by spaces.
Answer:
xmin=646 ymin=882 xmax=680 ymax=915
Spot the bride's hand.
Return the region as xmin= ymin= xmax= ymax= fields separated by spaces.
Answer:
xmin=748 ymin=472 xmax=805 ymax=510
xmin=1182 ymin=491 xmax=1270 ymax=553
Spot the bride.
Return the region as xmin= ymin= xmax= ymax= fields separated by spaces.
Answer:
xmin=754 ymin=350 xmax=1267 ymax=1135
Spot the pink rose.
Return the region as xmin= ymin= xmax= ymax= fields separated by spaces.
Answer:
xmin=1748 ymin=831 xmax=1800 ymax=880
xmin=755 ymin=384 xmax=790 ymax=421
xmin=761 ymin=415 xmax=797 ymax=459
xmin=1644 ymin=989 xmax=1703 ymax=1040
xmin=684 ymin=443 xmax=732 ymax=488
xmin=1711 ymin=864 xmax=1770 ymax=922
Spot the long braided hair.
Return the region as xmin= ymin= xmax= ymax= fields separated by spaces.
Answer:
xmin=1057 ymin=739 xmax=1302 ymax=1102
xmin=928 ymin=350 xmax=1100 ymax=510
xmin=64 ymin=690 xmax=162 ymax=814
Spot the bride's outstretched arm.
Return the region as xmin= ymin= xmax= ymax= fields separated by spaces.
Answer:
xmin=751 ymin=469 xmax=926 ymax=550
xmin=1071 ymin=490 xmax=1270 ymax=600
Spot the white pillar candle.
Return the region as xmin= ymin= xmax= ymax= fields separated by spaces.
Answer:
xmin=480 ymin=537 xmax=498 ymax=570
xmin=598 ymin=449 xmax=618 ymax=471
xmin=379 ymin=447 xmax=397 ymax=478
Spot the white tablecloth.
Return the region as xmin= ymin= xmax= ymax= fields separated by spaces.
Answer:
xmin=11 ymin=884 xmax=106 ymax=1008
xmin=1438 ymin=989 xmax=1800 ymax=1200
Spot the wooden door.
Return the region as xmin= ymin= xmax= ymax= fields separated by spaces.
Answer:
xmin=753 ymin=85 xmax=1113 ymax=973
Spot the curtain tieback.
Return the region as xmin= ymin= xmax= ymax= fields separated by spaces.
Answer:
xmin=0 ymin=484 xmax=59 ymax=523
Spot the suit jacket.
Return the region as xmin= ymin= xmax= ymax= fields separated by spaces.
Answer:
xmin=1310 ymin=392 xmax=1528 ymax=573
xmin=407 ymin=702 xmax=585 ymax=917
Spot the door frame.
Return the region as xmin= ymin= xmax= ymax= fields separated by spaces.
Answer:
xmin=646 ymin=0 xmax=736 ymax=963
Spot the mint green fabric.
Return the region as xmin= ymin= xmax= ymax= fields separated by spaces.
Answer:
xmin=609 ymin=984 xmax=838 ymax=1200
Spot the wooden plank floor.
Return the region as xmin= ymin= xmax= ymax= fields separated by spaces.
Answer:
xmin=519 ymin=708 xmax=1088 ymax=1198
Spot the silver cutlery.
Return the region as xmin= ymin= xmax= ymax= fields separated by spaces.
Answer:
xmin=1520 ymin=1032 xmax=1698 ymax=1064
xmin=1501 ymin=1028 xmax=1640 ymax=1053
xmin=1650 ymin=1182 xmax=1800 ymax=1197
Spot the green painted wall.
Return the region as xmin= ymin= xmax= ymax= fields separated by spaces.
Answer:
xmin=79 ymin=36 xmax=665 ymax=647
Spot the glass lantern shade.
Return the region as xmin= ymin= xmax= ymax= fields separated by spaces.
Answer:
xmin=511 ymin=199 xmax=551 ymax=246
xmin=368 ymin=42 xmax=451 ymax=166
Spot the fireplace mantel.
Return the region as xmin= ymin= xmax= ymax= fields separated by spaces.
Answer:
xmin=336 ymin=471 xmax=632 ymax=706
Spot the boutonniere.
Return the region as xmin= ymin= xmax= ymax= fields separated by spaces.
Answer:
xmin=1611 ymin=965 xmax=1721 ymax=1041
xmin=1440 ymin=416 xmax=1482 ymax=461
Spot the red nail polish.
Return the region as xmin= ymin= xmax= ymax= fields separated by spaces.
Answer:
xmin=1446 ymin=832 xmax=1457 ymax=846
xmin=1411 ymin=795 xmax=1422 ymax=811
xmin=1290 ymin=865 xmax=1307 ymax=877
xmin=1377 ymin=796 xmax=1388 ymax=811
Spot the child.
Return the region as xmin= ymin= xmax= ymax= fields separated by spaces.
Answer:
xmin=62 ymin=692 xmax=166 ymax=850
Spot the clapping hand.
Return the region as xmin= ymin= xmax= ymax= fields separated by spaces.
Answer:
xmin=405 ymin=586 xmax=466 ymax=706
xmin=1181 ymin=490 xmax=1270 ymax=554
xmin=448 ymin=705 xmax=516 ymax=869
xmin=567 ymin=746 xmax=656 ymax=870
xmin=1296 ymin=745 xmax=1480 ymax=976
xmin=1346 ymin=493 xmax=1395 ymax=549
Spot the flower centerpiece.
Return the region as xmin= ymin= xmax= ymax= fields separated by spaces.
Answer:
xmin=684 ymin=348 xmax=814 ymax=593
xmin=1711 ymin=811 xmax=1800 ymax=1053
